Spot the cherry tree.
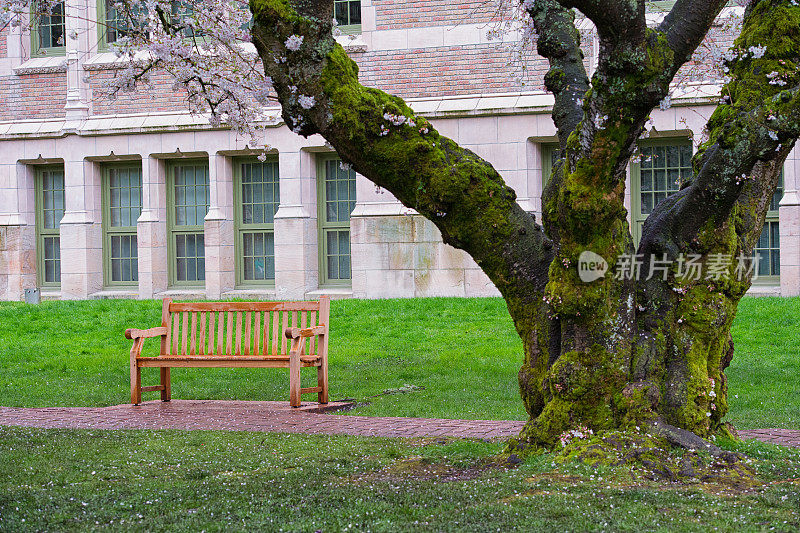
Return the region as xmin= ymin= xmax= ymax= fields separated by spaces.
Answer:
xmin=5 ymin=0 xmax=799 ymax=453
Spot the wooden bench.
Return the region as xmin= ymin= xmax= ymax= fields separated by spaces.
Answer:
xmin=125 ymin=296 xmax=330 ymax=407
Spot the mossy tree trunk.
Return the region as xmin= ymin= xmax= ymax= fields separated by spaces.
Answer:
xmin=250 ymin=0 xmax=800 ymax=450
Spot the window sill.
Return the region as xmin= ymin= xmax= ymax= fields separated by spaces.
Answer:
xmin=91 ymin=289 xmax=139 ymax=299
xmin=747 ymin=283 xmax=781 ymax=297
xmin=14 ymin=57 xmax=67 ymax=75
xmin=223 ymin=288 xmax=278 ymax=300
xmin=335 ymin=33 xmax=367 ymax=53
xmin=83 ymin=52 xmax=133 ymax=71
xmin=158 ymin=288 xmax=207 ymax=300
xmin=308 ymin=288 xmax=352 ymax=299
xmin=38 ymin=289 xmax=61 ymax=301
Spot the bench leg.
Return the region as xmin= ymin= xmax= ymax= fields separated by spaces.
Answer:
xmin=160 ymin=367 xmax=171 ymax=402
xmin=317 ymin=363 xmax=328 ymax=404
xmin=130 ymin=364 xmax=141 ymax=405
xmin=289 ymin=353 xmax=301 ymax=408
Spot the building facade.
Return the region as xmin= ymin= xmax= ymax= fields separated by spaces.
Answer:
xmin=0 ymin=1 xmax=797 ymax=301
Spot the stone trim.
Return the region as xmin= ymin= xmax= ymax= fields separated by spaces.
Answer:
xmin=13 ymin=57 xmax=68 ymax=75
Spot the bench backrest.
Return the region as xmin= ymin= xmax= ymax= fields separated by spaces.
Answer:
xmin=158 ymin=298 xmax=330 ymax=357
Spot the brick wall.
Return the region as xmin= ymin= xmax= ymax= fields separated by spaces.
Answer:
xmin=88 ymin=70 xmax=192 ymax=116
xmin=0 ymin=73 xmax=67 ymax=121
xmin=356 ymin=43 xmax=547 ymax=99
xmin=0 ymin=4 xmax=742 ymax=121
xmin=81 ymin=42 xmax=549 ymax=117
xmin=0 ymin=27 xmax=7 ymax=58
xmin=374 ymin=0 xmax=504 ymax=30
xmin=674 ymin=25 xmax=735 ymax=84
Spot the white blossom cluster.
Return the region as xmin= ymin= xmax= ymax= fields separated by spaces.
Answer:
xmin=1 ymin=0 xmax=62 ymax=33
xmin=380 ymin=110 xmax=424 ymax=137
xmin=284 ymin=34 xmax=304 ymax=52
xmin=0 ymin=0 xmax=282 ymax=150
xmin=558 ymin=425 xmax=593 ymax=447
xmin=298 ymin=95 xmax=315 ymax=109
xmin=96 ymin=0 xmax=276 ymax=150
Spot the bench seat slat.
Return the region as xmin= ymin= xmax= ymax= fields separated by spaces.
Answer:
xmin=138 ymin=356 xmax=321 ymax=369
xmin=147 ymin=355 xmax=320 ymax=363
xmin=170 ymin=302 xmax=321 ymax=312
xmin=172 ymin=313 xmax=180 ymax=355
xmin=190 ymin=312 xmax=198 ymax=355
xmin=272 ymin=311 xmax=279 ymax=356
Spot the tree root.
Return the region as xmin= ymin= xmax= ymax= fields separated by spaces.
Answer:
xmin=648 ymin=419 xmax=740 ymax=463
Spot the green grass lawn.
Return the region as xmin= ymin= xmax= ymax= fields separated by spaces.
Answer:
xmin=0 ymin=426 xmax=798 ymax=532
xmin=0 ymin=296 xmax=798 ymax=429
xmin=1 ymin=297 xmax=799 ymax=531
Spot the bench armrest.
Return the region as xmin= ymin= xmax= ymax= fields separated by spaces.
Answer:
xmin=125 ymin=327 xmax=168 ymax=340
xmin=284 ymin=325 xmax=326 ymax=339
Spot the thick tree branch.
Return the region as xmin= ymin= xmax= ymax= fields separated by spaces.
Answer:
xmin=556 ymin=0 xmax=644 ymax=43
xmin=641 ymin=0 xmax=800 ymax=259
xmin=527 ymin=0 xmax=590 ymax=149
xmin=251 ymin=0 xmax=554 ymax=309
xmin=659 ymin=0 xmax=730 ymax=71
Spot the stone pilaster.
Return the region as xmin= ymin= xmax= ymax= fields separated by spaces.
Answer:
xmin=59 ymin=156 xmax=102 ymax=299
xmin=63 ymin=0 xmax=91 ymax=120
xmin=0 ymin=162 xmax=35 ymax=300
xmin=780 ymin=150 xmax=800 ymax=297
xmin=273 ymin=150 xmax=318 ymax=299
xmin=0 ymin=225 xmax=37 ymax=301
xmin=204 ymin=154 xmax=235 ymax=299
xmin=137 ymin=157 xmax=168 ymax=299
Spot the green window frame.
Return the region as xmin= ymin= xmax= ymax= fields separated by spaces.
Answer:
xmin=541 ymin=143 xmax=562 ymax=187
xmin=35 ymin=166 xmax=65 ymax=288
xmin=645 ymin=1 xmax=737 ymax=12
xmin=31 ymin=1 xmax=66 ymax=57
xmin=97 ymin=1 xmax=199 ymax=50
xmin=631 ymin=139 xmax=693 ymax=245
xmin=645 ymin=1 xmax=677 ymax=11
xmin=170 ymin=1 xmax=203 ymax=39
xmin=318 ymin=156 xmax=356 ymax=286
xmin=234 ymin=158 xmax=280 ymax=286
xmin=335 ymin=0 xmax=361 ymax=35
xmin=103 ymin=164 xmax=142 ymax=287
xmin=97 ymin=0 xmax=147 ymax=50
xmin=167 ymin=160 xmax=209 ymax=287
xmin=754 ymin=172 xmax=783 ymax=282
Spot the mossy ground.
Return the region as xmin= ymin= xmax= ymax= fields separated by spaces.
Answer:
xmin=553 ymin=430 xmax=761 ymax=491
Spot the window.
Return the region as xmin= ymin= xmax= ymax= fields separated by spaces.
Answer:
xmin=541 ymin=143 xmax=562 ymax=187
xmin=98 ymin=1 xmax=197 ymax=48
xmin=167 ymin=161 xmax=209 ymax=286
xmin=103 ymin=165 xmax=142 ymax=286
xmin=98 ymin=0 xmax=147 ymax=48
xmin=235 ymin=159 xmax=279 ymax=285
xmin=35 ymin=166 xmax=65 ymax=287
xmin=171 ymin=1 xmax=202 ymax=39
xmin=319 ymin=157 xmax=356 ymax=285
xmin=645 ymin=1 xmax=677 ymax=11
xmin=645 ymin=1 xmax=737 ymax=12
xmin=632 ymin=140 xmax=692 ymax=245
xmin=754 ymin=173 xmax=783 ymax=281
xmin=335 ymin=0 xmax=361 ymax=34
xmin=32 ymin=1 xmax=65 ymax=57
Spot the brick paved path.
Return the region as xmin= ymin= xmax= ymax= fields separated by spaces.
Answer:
xmin=0 ymin=400 xmax=796 ymax=446
xmin=0 ymin=400 xmax=524 ymax=439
